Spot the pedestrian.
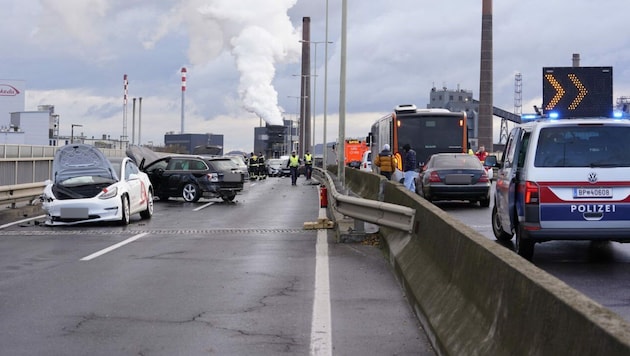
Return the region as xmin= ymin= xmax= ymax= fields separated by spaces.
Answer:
xmin=303 ymin=150 xmax=313 ymax=180
xmin=373 ymin=143 xmax=396 ymax=180
xmin=286 ymin=151 xmax=301 ymax=186
xmin=475 ymin=145 xmax=488 ymax=163
xmin=248 ymin=152 xmax=258 ymax=180
xmin=257 ymin=152 xmax=266 ymax=179
xmin=402 ymin=143 xmax=416 ymax=192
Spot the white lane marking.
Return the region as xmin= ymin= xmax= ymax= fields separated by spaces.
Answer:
xmin=0 ymin=215 xmax=46 ymax=230
xmin=80 ymin=232 xmax=149 ymax=261
xmin=194 ymin=201 xmax=215 ymax=211
xmin=310 ymin=206 xmax=332 ymax=356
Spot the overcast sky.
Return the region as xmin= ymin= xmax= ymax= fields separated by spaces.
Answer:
xmin=2 ymin=0 xmax=629 ymax=152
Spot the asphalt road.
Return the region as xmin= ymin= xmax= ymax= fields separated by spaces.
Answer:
xmin=0 ymin=176 xmax=434 ymax=355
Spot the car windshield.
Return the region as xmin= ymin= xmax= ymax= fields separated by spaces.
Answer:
xmin=268 ymin=159 xmax=284 ymax=166
xmin=534 ymin=126 xmax=630 ymax=167
xmin=432 ymin=155 xmax=482 ymax=169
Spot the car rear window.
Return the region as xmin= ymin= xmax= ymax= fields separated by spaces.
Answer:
xmin=534 ymin=125 xmax=630 ymax=167
xmin=433 ymin=155 xmax=482 ymax=169
xmin=208 ymin=159 xmax=237 ymax=171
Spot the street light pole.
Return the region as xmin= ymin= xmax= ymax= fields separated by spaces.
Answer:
xmin=71 ymin=124 xmax=82 ymax=144
xmin=324 ymin=0 xmax=330 ymax=168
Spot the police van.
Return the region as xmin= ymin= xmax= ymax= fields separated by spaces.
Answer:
xmin=491 ymin=114 xmax=630 ymax=260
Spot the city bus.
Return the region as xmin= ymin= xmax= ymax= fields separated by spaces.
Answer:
xmin=369 ymin=104 xmax=468 ymax=171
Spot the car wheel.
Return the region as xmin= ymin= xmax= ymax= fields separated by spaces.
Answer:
xmin=182 ymin=183 xmax=201 ymax=202
xmin=140 ymin=189 xmax=154 ymax=219
xmin=492 ymin=204 xmax=513 ymax=242
xmin=120 ymin=196 xmax=130 ymax=226
xmin=515 ymin=224 xmax=534 ymax=260
xmin=222 ymin=193 xmax=236 ymax=202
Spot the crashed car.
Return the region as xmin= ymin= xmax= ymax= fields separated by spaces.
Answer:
xmin=139 ymin=155 xmax=244 ymax=202
xmin=41 ymin=144 xmax=154 ymax=226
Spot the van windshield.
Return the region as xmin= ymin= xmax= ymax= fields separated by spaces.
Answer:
xmin=534 ymin=126 xmax=630 ymax=167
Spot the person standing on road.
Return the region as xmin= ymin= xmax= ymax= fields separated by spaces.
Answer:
xmin=374 ymin=143 xmax=396 ymax=180
xmin=475 ymin=145 xmax=488 ymax=163
xmin=257 ymin=152 xmax=266 ymax=179
xmin=248 ymin=152 xmax=259 ymax=180
xmin=402 ymin=143 xmax=416 ymax=192
xmin=287 ymin=151 xmax=301 ymax=186
xmin=303 ymin=150 xmax=313 ymax=180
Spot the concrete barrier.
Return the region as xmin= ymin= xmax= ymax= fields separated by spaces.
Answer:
xmin=345 ymin=169 xmax=630 ymax=355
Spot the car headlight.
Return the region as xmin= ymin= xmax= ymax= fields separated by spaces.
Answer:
xmin=99 ymin=186 xmax=118 ymax=199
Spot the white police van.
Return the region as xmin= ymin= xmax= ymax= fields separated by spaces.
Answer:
xmin=491 ymin=114 xmax=630 ymax=260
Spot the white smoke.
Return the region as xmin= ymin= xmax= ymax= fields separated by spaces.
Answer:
xmin=146 ymin=0 xmax=301 ymax=126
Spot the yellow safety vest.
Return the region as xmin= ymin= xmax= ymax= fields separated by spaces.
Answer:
xmin=289 ymin=155 xmax=300 ymax=167
xmin=304 ymin=153 xmax=312 ymax=164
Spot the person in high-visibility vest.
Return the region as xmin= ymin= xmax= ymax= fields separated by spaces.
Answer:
xmin=257 ymin=152 xmax=266 ymax=179
xmin=286 ymin=151 xmax=301 ymax=186
xmin=303 ymin=150 xmax=313 ymax=180
xmin=248 ymin=152 xmax=258 ymax=180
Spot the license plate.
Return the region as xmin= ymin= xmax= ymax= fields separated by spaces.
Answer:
xmin=60 ymin=207 xmax=89 ymax=219
xmin=573 ymin=187 xmax=613 ymax=199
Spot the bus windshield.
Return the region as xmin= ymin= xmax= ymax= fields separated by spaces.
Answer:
xmin=397 ymin=113 xmax=465 ymax=164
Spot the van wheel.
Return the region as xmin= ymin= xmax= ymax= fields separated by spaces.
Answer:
xmin=515 ymin=225 xmax=535 ymax=261
xmin=479 ymin=197 xmax=490 ymax=208
xmin=492 ymin=205 xmax=513 ymax=242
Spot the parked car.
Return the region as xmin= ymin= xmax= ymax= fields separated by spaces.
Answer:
xmin=492 ymin=116 xmax=630 ymax=260
xmin=415 ymin=153 xmax=491 ymax=207
xmin=140 ymin=155 xmax=244 ymax=202
xmin=359 ymin=150 xmax=372 ymax=172
xmin=41 ymin=144 xmax=154 ymax=226
xmin=267 ymin=158 xmax=289 ymax=177
xmin=226 ymin=155 xmax=250 ymax=180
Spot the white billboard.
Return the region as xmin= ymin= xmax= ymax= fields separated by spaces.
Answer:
xmin=0 ymin=79 xmax=26 ymax=122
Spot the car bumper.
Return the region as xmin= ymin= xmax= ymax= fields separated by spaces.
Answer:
xmin=520 ymin=223 xmax=630 ymax=243
xmin=425 ymin=185 xmax=490 ymax=201
xmin=43 ymin=198 xmax=122 ymax=225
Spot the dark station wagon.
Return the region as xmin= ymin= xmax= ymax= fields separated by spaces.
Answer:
xmin=140 ymin=155 xmax=244 ymax=202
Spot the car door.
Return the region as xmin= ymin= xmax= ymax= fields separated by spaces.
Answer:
xmin=495 ymin=127 xmax=525 ymax=234
xmin=143 ymin=158 xmax=169 ymax=198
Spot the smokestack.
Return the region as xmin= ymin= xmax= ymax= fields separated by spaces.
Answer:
xmin=181 ymin=67 xmax=187 ymax=134
xmin=299 ymin=17 xmax=311 ymax=158
xmin=572 ymin=53 xmax=580 ymax=67
xmin=478 ymin=0 xmax=493 ymax=151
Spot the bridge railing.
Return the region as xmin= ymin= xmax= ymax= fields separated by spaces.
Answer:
xmin=0 ymin=144 xmax=127 ymax=207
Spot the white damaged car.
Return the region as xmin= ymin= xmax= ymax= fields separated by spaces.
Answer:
xmin=41 ymin=144 xmax=154 ymax=226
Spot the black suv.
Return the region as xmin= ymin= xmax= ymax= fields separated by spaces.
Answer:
xmin=140 ymin=155 xmax=244 ymax=202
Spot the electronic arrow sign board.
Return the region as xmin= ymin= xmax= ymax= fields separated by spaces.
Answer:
xmin=542 ymin=66 xmax=613 ymax=118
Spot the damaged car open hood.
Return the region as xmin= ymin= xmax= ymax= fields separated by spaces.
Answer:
xmin=52 ymin=144 xmax=118 ymax=184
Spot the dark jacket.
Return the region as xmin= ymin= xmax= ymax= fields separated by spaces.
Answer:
xmin=403 ymin=149 xmax=416 ymax=172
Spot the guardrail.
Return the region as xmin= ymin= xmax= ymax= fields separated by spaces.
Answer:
xmin=313 ymin=167 xmax=416 ymax=233
xmin=0 ymin=182 xmax=45 ymax=208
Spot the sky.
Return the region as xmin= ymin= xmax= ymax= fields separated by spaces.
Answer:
xmin=1 ymin=0 xmax=629 ymax=153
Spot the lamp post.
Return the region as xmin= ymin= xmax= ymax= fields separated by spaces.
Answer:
xmin=71 ymin=124 xmax=82 ymax=144
xmin=287 ymin=95 xmax=302 ymax=154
